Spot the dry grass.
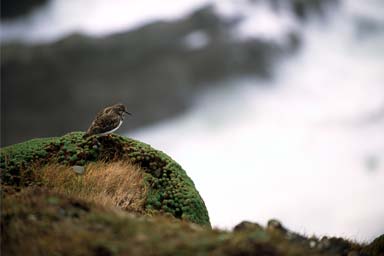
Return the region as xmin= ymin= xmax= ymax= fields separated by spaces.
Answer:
xmin=37 ymin=160 xmax=147 ymax=213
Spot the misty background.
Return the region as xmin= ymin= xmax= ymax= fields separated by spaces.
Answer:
xmin=1 ymin=0 xmax=383 ymax=242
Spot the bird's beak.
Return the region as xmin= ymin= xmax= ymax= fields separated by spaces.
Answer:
xmin=125 ymin=111 xmax=132 ymax=115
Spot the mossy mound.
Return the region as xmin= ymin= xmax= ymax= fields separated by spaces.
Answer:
xmin=2 ymin=188 xmax=379 ymax=256
xmin=0 ymin=132 xmax=210 ymax=226
xmin=362 ymin=234 xmax=384 ymax=256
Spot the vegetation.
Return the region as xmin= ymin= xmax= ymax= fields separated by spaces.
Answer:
xmin=1 ymin=132 xmax=382 ymax=255
xmin=1 ymin=132 xmax=210 ymax=226
xmin=38 ymin=161 xmax=147 ymax=213
xmin=3 ymin=188 xmax=378 ymax=256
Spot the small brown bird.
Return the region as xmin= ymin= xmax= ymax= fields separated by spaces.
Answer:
xmin=83 ymin=103 xmax=131 ymax=138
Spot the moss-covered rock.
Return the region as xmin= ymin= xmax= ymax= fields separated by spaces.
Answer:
xmin=362 ymin=234 xmax=384 ymax=256
xmin=1 ymin=132 xmax=381 ymax=255
xmin=1 ymin=188 xmax=379 ymax=256
xmin=0 ymin=132 xmax=210 ymax=226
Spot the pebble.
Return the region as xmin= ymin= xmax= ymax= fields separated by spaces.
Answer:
xmin=309 ymin=240 xmax=317 ymax=248
xmin=267 ymin=219 xmax=287 ymax=233
xmin=234 ymin=221 xmax=263 ymax=232
xmin=72 ymin=165 xmax=85 ymax=174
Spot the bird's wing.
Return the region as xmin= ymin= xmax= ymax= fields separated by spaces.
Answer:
xmin=95 ymin=106 xmax=113 ymax=119
xmin=86 ymin=113 xmax=121 ymax=135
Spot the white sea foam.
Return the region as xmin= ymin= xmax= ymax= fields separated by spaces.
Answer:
xmin=0 ymin=0 xmax=212 ymax=42
xmin=131 ymin=0 xmax=384 ymax=241
xmin=1 ymin=0 xmax=301 ymax=43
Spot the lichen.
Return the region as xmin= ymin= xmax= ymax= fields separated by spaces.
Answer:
xmin=0 ymin=132 xmax=210 ymax=226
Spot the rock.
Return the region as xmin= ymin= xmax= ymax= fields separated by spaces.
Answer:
xmin=309 ymin=238 xmax=317 ymax=248
xmin=2 ymin=187 xmax=377 ymax=256
xmin=1 ymin=0 xmax=48 ymax=20
xmin=323 ymin=237 xmax=358 ymax=255
xmin=0 ymin=132 xmax=211 ymax=226
xmin=355 ymin=17 xmax=384 ymax=39
xmin=233 ymin=221 xmax=263 ymax=232
xmin=72 ymin=165 xmax=85 ymax=175
xmin=361 ymin=234 xmax=384 ymax=256
xmin=0 ymin=6 xmax=294 ymax=146
xmin=270 ymin=0 xmax=339 ymax=20
xmin=267 ymin=219 xmax=287 ymax=233
xmin=1 ymin=1 xmax=340 ymax=146
xmin=318 ymin=236 xmax=332 ymax=250
xmin=347 ymin=251 xmax=360 ymax=256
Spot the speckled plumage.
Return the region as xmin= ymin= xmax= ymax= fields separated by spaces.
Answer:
xmin=84 ymin=103 xmax=131 ymax=138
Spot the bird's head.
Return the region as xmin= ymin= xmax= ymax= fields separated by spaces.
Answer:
xmin=112 ymin=103 xmax=131 ymax=117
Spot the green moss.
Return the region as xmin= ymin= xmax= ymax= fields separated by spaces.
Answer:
xmin=2 ymin=188 xmax=374 ymax=256
xmin=0 ymin=132 xmax=210 ymax=226
xmin=1 ymin=136 xmax=57 ymax=186
xmin=362 ymin=234 xmax=384 ymax=256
